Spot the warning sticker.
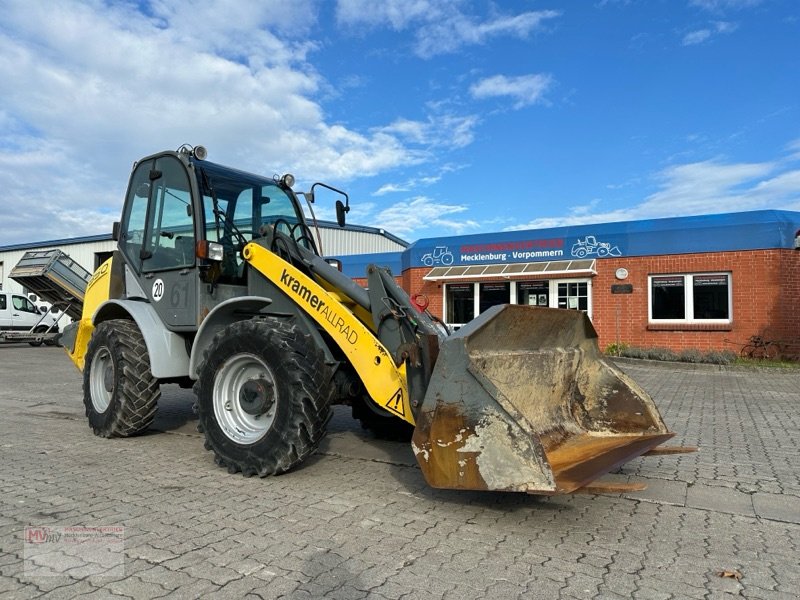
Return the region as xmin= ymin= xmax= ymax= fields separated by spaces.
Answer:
xmin=384 ymin=389 xmax=405 ymax=417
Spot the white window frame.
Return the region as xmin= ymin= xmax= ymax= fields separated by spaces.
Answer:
xmin=443 ymin=277 xmax=593 ymax=327
xmin=442 ymin=282 xmax=477 ymax=328
xmin=647 ymin=272 xmax=732 ymax=324
xmin=553 ymin=278 xmax=593 ymax=318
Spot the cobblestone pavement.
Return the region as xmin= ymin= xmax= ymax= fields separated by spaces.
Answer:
xmin=1 ymin=346 xmax=798 ymax=599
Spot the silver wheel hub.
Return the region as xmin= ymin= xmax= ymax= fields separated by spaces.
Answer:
xmin=213 ymin=353 xmax=277 ymax=445
xmin=89 ymin=346 xmax=114 ymax=413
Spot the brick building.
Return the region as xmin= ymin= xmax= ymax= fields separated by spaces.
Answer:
xmin=339 ymin=210 xmax=800 ymax=354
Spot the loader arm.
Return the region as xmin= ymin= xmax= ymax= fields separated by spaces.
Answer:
xmin=242 ymin=242 xmax=417 ymax=425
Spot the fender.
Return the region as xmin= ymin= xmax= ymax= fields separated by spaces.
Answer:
xmin=188 ymin=296 xmax=273 ymax=379
xmin=93 ymin=300 xmax=189 ymax=379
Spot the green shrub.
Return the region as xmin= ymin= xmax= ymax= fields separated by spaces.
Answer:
xmin=611 ymin=345 xmax=737 ymax=365
xmin=702 ymin=350 xmax=737 ymax=365
xmin=678 ymin=348 xmax=703 ymax=363
xmin=604 ymin=342 xmax=629 ymax=356
xmin=646 ymin=347 xmax=679 ymax=361
xmin=620 ymin=346 xmax=648 ymax=359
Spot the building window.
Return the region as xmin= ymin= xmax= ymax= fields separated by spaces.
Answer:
xmin=557 ymin=281 xmax=589 ymax=311
xmin=649 ymin=273 xmax=731 ymax=322
xmin=479 ymin=282 xmax=509 ymax=314
xmin=445 ymin=277 xmax=593 ymax=326
xmin=517 ymin=281 xmax=549 ymax=307
xmin=445 ymin=284 xmax=474 ymax=325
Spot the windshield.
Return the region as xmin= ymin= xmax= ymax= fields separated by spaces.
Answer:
xmin=198 ymin=162 xmax=304 ymax=245
xmin=197 ymin=162 xmax=309 ymax=284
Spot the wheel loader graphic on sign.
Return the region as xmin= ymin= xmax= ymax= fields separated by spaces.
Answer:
xmin=571 ymin=236 xmax=622 ymax=258
xmin=41 ymin=145 xmax=692 ymax=495
xmin=421 ymin=246 xmax=454 ymax=266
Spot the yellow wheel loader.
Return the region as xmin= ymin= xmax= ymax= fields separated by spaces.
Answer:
xmin=60 ymin=145 xmax=690 ymax=494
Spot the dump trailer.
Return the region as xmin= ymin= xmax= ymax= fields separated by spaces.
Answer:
xmin=3 ymin=250 xmax=91 ymax=346
xmin=10 ymin=249 xmax=91 ymax=321
xmin=60 ymin=145 xmax=691 ymax=494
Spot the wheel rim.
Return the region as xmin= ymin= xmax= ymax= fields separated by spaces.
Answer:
xmin=89 ymin=346 xmax=114 ymax=413
xmin=213 ymin=353 xmax=277 ymax=445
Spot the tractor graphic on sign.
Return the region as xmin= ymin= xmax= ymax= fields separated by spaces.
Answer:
xmin=421 ymin=246 xmax=454 ymax=266
xmin=571 ymin=236 xmax=622 ymax=258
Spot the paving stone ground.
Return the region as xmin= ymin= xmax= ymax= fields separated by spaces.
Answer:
xmin=0 ymin=346 xmax=798 ymax=599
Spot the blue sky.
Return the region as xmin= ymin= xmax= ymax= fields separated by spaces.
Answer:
xmin=1 ymin=0 xmax=798 ymax=246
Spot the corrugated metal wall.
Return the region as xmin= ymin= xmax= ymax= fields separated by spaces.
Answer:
xmin=318 ymin=227 xmax=405 ymax=256
xmin=0 ymin=226 xmax=406 ymax=295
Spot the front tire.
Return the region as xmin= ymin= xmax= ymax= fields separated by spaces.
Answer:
xmin=83 ymin=320 xmax=160 ymax=437
xmin=195 ymin=318 xmax=333 ymax=476
xmin=352 ymin=395 xmax=414 ymax=442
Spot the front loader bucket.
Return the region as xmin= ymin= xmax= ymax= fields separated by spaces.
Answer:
xmin=411 ymin=305 xmax=674 ymax=494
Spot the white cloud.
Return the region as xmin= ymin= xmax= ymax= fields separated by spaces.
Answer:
xmin=373 ymin=183 xmax=411 ymax=196
xmin=506 ymin=157 xmax=800 ymax=231
xmin=470 ymin=74 xmax=554 ymax=109
xmin=378 ymin=114 xmax=479 ymax=148
xmin=369 ymin=196 xmax=479 ymax=236
xmin=786 ymin=138 xmax=800 ymax=161
xmin=0 ymin=0 xmax=464 ymax=245
xmin=371 ymin=163 xmax=465 ymax=197
xmin=335 ymin=0 xmax=560 ymax=58
xmin=682 ymin=21 xmax=738 ymax=45
xmin=689 ymin=0 xmax=764 ymax=11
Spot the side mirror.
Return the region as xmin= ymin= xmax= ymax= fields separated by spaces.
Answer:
xmin=336 ymin=200 xmax=349 ymax=228
xmin=309 ymin=182 xmax=350 ymax=228
xmin=112 ymin=221 xmax=121 ymax=241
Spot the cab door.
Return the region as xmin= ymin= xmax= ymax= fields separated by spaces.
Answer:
xmin=11 ymin=294 xmax=41 ymax=329
xmin=0 ymin=294 xmax=11 ymax=329
xmin=118 ymin=154 xmax=197 ymax=329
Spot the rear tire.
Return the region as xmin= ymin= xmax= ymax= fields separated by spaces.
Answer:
xmin=83 ymin=320 xmax=160 ymax=437
xmin=195 ymin=318 xmax=333 ymax=476
xmin=352 ymin=395 xmax=414 ymax=442
xmin=28 ymin=326 xmax=47 ymax=347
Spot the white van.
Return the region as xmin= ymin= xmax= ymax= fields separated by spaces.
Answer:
xmin=0 ymin=291 xmax=62 ymax=345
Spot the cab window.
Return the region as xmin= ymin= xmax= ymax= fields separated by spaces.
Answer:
xmin=12 ymin=295 xmax=38 ymax=313
xmin=199 ymin=165 xmax=306 ymax=284
xmin=143 ymin=157 xmax=195 ymax=271
xmin=120 ymin=156 xmax=195 ymax=272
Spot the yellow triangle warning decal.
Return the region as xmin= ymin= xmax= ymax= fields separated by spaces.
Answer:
xmin=384 ymin=389 xmax=405 ymax=417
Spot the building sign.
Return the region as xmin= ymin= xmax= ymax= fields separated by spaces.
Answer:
xmin=405 ymin=210 xmax=800 ymax=269
xmin=652 ymin=276 xmax=684 ymax=288
xmin=421 ymin=246 xmax=454 ymax=266
xmin=570 ymin=236 xmax=621 ymax=258
xmin=611 ymin=284 xmax=633 ymax=294
xmin=459 ymin=239 xmax=565 ymax=263
xmin=694 ymin=274 xmax=728 ymax=286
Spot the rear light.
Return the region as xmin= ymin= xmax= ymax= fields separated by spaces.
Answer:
xmin=196 ymin=240 xmax=224 ymax=261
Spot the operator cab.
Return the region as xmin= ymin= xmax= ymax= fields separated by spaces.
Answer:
xmin=116 ymin=148 xmax=314 ymax=285
xmin=114 ymin=147 xmax=317 ymax=329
